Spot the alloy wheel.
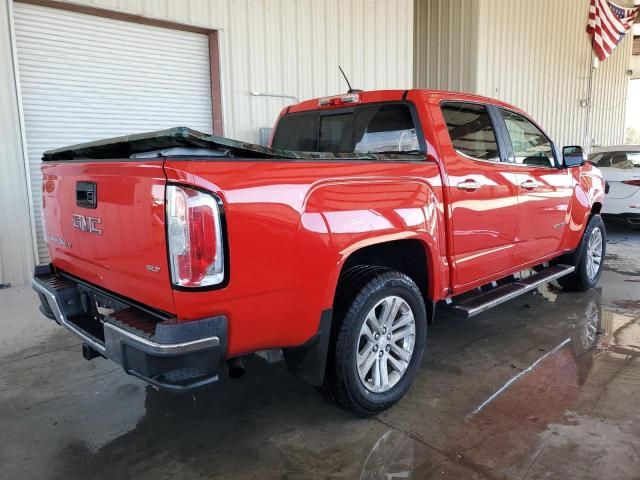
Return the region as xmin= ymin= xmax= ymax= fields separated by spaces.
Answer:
xmin=586 ymin=227 xmax=603 ymax=280
xmin=356 ymin=296 xmax=416 ymax=393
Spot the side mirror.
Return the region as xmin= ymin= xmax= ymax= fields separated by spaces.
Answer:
xmin=563 ymin=145 xmax=585 ymax=168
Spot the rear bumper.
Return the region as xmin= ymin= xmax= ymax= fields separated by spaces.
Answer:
xmin=602 ymin=190 xmax=640 ymax=223
xmin=602 ymin=212 xmax=640 ymax=226
xmin=32 ymin=266 xmax=227 ymax=392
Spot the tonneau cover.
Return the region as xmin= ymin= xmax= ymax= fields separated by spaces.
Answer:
xmin=42 ymin=127 xmax=403 ymax=161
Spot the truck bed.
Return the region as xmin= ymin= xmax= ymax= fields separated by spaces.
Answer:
xmin=42 ymin=127 xmax=414 ymax=162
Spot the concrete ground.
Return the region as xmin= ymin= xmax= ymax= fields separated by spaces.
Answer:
xmin=1 ymin=223 xmax=639 ymax=480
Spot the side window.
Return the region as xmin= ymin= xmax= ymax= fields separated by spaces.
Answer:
xmin=628 ymin=152 xmax=640 ymax=168
xmin=610 ymin=151 xmax=640 ymax=169
xmin=589 ymin=153 xmax=607 ymax=167
xmin=501 ymin=110 xmax=555 ymax=167
xmin=610 ymin=152 xmax=631 ymax=168
xmin=592 ymin=151 xmax=640 ymax=169
xmin=441 ymin=102 xmax=500 ymax=162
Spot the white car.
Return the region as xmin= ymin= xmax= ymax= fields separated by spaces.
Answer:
xmin=589 ymin=145 xmax=640 ymax=226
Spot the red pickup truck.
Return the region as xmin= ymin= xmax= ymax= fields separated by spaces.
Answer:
xmin=33 ymin=89 xmax=606 ymax=416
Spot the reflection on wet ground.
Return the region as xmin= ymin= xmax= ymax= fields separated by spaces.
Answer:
xmin=1 ymin=223 xmax=639 ymax=479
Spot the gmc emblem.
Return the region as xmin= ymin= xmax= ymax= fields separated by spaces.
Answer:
xmin=72 ymin=214 xmax=103 ymax=235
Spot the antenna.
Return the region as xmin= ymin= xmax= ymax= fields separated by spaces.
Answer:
xmin=338 ymin=66 xmax=362 ymax=93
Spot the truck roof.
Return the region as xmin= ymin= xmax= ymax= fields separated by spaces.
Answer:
xmin=285 ymin=89 xmax=525 ymax=115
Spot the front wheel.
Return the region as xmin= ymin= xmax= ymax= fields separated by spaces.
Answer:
xmin=558 ymin=215 xmax=606 ymax=291
xmin=319 ymin=267 xmax=427 ymax=417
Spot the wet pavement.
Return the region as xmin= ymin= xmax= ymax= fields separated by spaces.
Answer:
xmin=1 ymin=223 xmax=639 ymax=480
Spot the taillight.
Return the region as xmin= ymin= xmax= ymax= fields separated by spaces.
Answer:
xmin=166 ymin=185 xmax=224 ymax=288
xmin=622 ymin=180 xmax=640 ymax=187
xmin=318 ymin=93 xmax=360 ymax=107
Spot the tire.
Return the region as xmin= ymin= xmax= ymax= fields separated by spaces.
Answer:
xmin=318 ymin=266 xmax=427 ymax=417
xmin=558 ymin=215 xmax=606 ymax=291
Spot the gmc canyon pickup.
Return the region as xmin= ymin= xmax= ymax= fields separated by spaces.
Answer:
xmin=33 ymin=89 xmax=606 ymax=416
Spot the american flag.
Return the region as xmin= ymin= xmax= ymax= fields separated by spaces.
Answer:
xmin=586 ymin=0 xmax=639 ymax=61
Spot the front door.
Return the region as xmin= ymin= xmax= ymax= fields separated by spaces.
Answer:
xmin=496 ymin=108 xmax=574 ymax=266
xmin=434 ymin=101 xmax=519 ymax=290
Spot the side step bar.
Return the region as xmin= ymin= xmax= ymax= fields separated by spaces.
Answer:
xmin=450 ymin=264 xmax=575 ymax=318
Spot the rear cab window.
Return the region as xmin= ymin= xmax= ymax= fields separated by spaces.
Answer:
xmin=271 ymin=103 xmax=421 ymax=155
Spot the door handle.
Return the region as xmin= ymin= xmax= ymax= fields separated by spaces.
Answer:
xmin=520 ymin=180 xmax=539 ymax=189
xmin=457 ymin=180 xmax=481 ymax=191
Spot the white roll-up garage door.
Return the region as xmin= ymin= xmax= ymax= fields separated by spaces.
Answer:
xmin=13 ymin=2 xmax=214 ymax=262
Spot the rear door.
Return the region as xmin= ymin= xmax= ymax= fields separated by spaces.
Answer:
xmin=42 ymin=160 xmax=175 ymax=313
xmin=495 ymin=108 xmax=574 ymax=265
xmin=435 ymin=101 xmax=519 ymax=289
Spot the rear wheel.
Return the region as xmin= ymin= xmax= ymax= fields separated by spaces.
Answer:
xmin=319 ymin=267 xmax=427 ymax=417
xmin=558 ymin=215 xmax=606 ymax=291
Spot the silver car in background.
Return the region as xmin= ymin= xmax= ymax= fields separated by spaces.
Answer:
xmin=589 ymin=145 xmax=640 ymax=226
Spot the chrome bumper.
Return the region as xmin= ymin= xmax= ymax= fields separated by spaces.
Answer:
xmin=32 ymin=268 xmax=227 ymax=392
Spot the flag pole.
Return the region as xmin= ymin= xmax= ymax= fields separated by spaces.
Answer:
xmin=584 ymin=50 xmax=596 ymax=152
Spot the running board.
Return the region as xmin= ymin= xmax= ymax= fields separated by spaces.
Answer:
xmin=450 ymin=264 xmax=575 ymax=318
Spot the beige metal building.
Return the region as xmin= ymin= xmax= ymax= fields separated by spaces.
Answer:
xmin=0 ymin=0 xmax=635 ymax=287
xmin=414 ymin=0 xmax=636 ymax=148
xmin=631 ymin=36 xmax=640 ymax=79
xmin=0 ymin=0 xmax=414 ymax=286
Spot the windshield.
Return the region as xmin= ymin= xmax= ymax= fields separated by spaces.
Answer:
xmin=590 ymin=151 xmax=640 ymax=169
xmin=271 ymin=103 xmax=420 ymax=154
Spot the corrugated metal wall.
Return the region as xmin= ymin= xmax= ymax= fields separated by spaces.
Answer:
xmin=475 ymin=0 xmax=633 ymax=149
xmin=222 ymin=0 xmax=414 ymax=142
xmin=0 ymin=0 xmax=36 ymax=286
xmin=631 ymin=55 xmax=640 ymax=80
xmin=415 ymin=0 xmax=633 ymax=149
xmin=25 ymin=0 xmax=414 ymax=144
xmin=14 ymin=2 xmax=216 ymax=262
xmin=0 ymin=0 xmax=414 ymax=285
xmin=413 ymin=0 xmax=479 ymax=93
xmin=590 ymin=42 xmax=634 ymax=147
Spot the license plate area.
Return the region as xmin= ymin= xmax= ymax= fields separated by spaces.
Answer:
xmin=68 ymin=285 xmax=132 ymax=343
xmin=77 ymin=284 xmax=164 ymax=339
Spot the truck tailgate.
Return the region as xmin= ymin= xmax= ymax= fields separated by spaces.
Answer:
xmin=42 ymin=160 xmax=175 ymax=313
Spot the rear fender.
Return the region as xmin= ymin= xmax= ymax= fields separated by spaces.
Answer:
xmin=303 ymin=177 xmax=445 ymax=307
xmin=164 ymin=161 xmax=446 ymax=357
